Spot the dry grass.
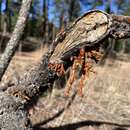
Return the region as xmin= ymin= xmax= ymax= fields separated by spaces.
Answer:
xmin=1 ymin=48 xmax=130 ymax=130
xmin=31 ymin=55 xmax=130 ymax=130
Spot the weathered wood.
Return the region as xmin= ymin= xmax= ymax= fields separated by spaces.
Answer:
xmin=50 ymin=10 xmax=112 ymax=64
xmin=50 ymin=11 xmax=130 ymax=65
xmin=2 ymin=10 xmax=130 ymax=129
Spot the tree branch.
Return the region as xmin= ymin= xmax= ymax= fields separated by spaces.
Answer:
xmin=2 ymin=10 xmax=130 ymax=129
xmin=0 ymin=0 xmax=32 ymax=81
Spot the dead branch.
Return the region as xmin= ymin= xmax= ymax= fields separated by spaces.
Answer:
xmin=0 ymin=0 xmax=32 ymax=81
xmin=1 ymin=10 xmax=130 ymax=129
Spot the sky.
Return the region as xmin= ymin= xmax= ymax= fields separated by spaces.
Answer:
xmin=32 ymin=0 xmax=122 ymax=27
xmin=46 ymin=0 xmax=120 ymax=24
xmin=0 ymin=0 xmax=124 ymax=23
xmin=45 ymin=0 xmax=119 ymax=22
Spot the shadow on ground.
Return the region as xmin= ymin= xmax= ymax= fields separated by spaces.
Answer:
xmin=33 ymin=119 xmax=130 ymax=130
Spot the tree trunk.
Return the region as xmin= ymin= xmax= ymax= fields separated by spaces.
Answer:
xmin=43 ymin=0 xmax=49 ymax=44
xmin=59 ymin=10 xmax=65 ymax=29
xmin=0 ymin=0 xmax=2 ymax=32
xmin=45 ymin=0 xmax=49 ymax=43
xmin=52 ymin=23 xmax=56 ymax=40
xmin=68 ymin=0 xmax=75 ymax=22
xmin=4 ymin=0 xmax=11 ymax=33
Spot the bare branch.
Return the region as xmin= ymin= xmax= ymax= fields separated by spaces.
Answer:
xmin=0 ymin=0 xmax=32 ymax=81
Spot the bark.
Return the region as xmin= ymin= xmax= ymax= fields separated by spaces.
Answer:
xmin=1 ymin=10 xmax=130 ymax=129
xmin=0 ymin=0 xmax=32 ymax=81
xmin=0 ymin=92 xmax=32 ymax=130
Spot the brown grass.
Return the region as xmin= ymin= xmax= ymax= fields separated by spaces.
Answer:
xmin=31 ymin=54 xmax=130 ymax=130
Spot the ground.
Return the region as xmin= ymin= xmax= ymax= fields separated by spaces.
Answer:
xmin=1 ymin=48 xmax=130 ymax=130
